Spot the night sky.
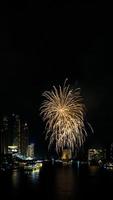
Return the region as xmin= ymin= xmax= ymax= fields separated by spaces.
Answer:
xmin=0 ymin=2 xmax=113 ymax=152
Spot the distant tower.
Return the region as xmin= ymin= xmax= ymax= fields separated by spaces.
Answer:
xmin=20 ymin=122 xmax=29 ymax=157
xmin=0 ymin=116 xmax=9 ymax=154
xmin=12 ymin=114 xmax=21 ymax=153
xmin=27 ymin=143 xmax=35 ymax=159
xmin=110 ymin=143 xmax=113 ymax=161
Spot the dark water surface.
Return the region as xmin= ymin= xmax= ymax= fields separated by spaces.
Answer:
xmin=0 ymin=164 xmax=113 ymax=200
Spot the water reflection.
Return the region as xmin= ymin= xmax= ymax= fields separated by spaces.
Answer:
xmin=11 ymin=168 xmax=41 ymax=190
xmin=1 ymin=164 xmax=113 ymax=200
xmin=88 ymin=166 xmax=99 ymax=176
xmin=25 ymin=169 xmax=40 ymax=184
xmin=12 ymin=170 xmax=20 ymax=188
xmin=54 ymin=166 xmax=78 ymax=200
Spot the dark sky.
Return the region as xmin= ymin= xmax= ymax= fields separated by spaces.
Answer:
xmin=0 ymin=2 xmax=113 ymax=150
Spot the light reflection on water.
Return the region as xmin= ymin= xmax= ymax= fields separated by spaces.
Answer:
xmin=25 ymin=169 xmax=40 ymax=183
xmin=11 ymin=168 xmax=41 ymax=188
xmin=1 ymin=164 xmax=113 ymax=200
xmin=54 ymin=166 xmax=78 ymax=200
xmin=12 ymin=170 xmax=20 ymax=188
xmin=88 ymin=165 xmax=99 ymax=176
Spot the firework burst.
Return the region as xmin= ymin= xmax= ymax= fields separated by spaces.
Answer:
xmin=40 ymin=79 xmax=92 ymax=153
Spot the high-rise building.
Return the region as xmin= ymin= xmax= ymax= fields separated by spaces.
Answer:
xmin=20 ymin=122 xmax=29 ymax=157
xmin=27 ymin=143 xmax=35 ymax=159
xmin=110 ymin=143 xmax=113 ymax=161
xmin=0 ymin=116 xmax=9 ymax=154
xmin=11 ymin=114 xmax=21 ymax=153
xmin=0 ymin=114 xmax=29 ymax=156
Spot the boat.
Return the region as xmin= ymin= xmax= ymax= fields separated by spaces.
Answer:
xmin=24 ymin=162 xmax=43 ymax=172
xmin=62 ymin=160 xmax=73 ymax=166
xmin=103 ymin=162 xmax=113 ymax=170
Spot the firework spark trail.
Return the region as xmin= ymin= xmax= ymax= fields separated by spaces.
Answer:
xmin=40 ymin=79 xmax=92 ymax=153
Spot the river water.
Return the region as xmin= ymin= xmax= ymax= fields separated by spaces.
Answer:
xmin=0 ymin=163 xmax=113 ymax=200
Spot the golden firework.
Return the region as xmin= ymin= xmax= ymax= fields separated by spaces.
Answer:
xmin=40 ymin=79 xmax=92 ymax=153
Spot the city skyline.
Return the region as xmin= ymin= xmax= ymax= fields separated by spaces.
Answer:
xmin=0 ymin=113 xmax=33 ymax=156
xmin=0 ymin=3 xmax=112 ymax=200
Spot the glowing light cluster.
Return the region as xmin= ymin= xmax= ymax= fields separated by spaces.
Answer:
xmin=40 ymin=79 xmax=92 ymax=153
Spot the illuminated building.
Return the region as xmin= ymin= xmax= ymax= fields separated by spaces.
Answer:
xmin=8 ymin=145 xmax=18 ymax=154
xmin=0 ymin=116 xmax=9 ymax=154
xmin=0 ymin=114 xmax=29 ymax=156
xmin=88 ymin=148 xmax=106 ymax=164
xmin=0 ymin=115 xmax=20 ymax=154
xmin=10 ymin=115 xmax=29 ymax=156
xmin=20 ymin=122 xmax=29 ymax=157
xmin=11 ymin=114 xmax=21 ymax=153
xmin=11 ymin=115 xmax=29 ymax=156
xmin=27 ymin=143 xmax=35 ymax=159
xmin=61 ymin=149 xmax=72 ymax=161
xmin=110 ymin=143 xmax=113 ymax=161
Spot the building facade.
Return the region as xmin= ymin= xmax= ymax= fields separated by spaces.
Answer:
xmin=20 ymin=122 xmax=29 ymax=157
xmin=0 ymin=114 xmax=29 ymax=157
xmin=0 ymin=116 xmax=9 ymax=154
xmin=27 ymin=143 xmax=35 ymax=159
xmin=88 ymin=148 xmax=106 ymax=165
